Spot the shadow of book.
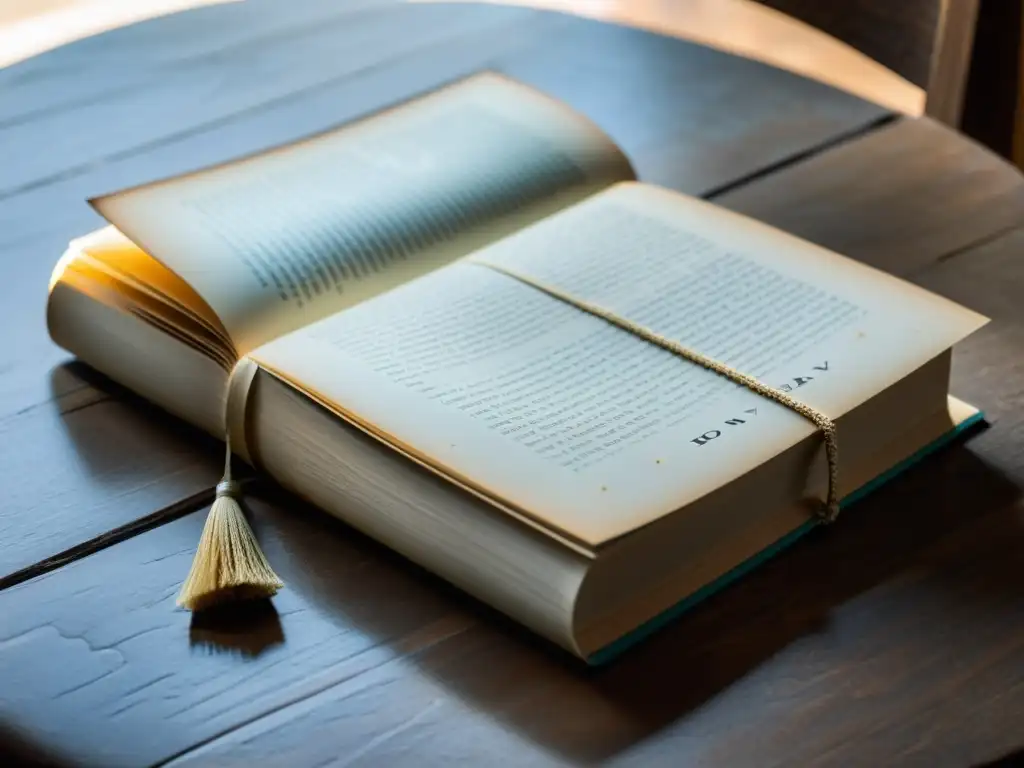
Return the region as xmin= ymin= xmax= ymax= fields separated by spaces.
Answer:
xmin=50 ymin=361 xmax=222 ymax=482
xmin=242 ymin=428 xmax=1023 ymax=765
xmin=0 ymin=723 xmax=76 ymax=768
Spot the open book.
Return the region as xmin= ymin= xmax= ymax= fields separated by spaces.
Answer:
xmin=48 ymin=73 xmax=987 ymax=662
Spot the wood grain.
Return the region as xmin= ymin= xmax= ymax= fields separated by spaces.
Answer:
xmin=0 ymin=4 xmax=537 ymax=198
xmin=0 ymin=363 xmax=220 ymax=583
xmin=0 ymin=0 xmax=891 ymax=583
xmin=0 ymin=1 xmax=885 ymax=208
xmin=2 ymin=227 xmax=1024 ymax=766
xmin=716 ymin=116 xmax=1024 ymax=276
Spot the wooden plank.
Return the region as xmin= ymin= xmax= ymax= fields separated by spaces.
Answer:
xmin=478 ymin=13 xmax=890 ymax=194
xmin=0 ymin=5 xmax=888 ymax=247
xmin=0 ymin=0 xmax=890 ymax=201
xmin=0 ymin=1 xmax=893 ymax=583
xmin=0 ymin=0 xmax=388 ymax=128
xmin=0 ymin=364 xmax=220 ymax=582
xmin=2 ymin=232 xmax=1023 ymax=766
xmin=715 ymin=115 xmax=1024 ymax=277
xmin=0 ymin=497 xmax=473 ymax=767
xmin=0 ymin=4 xmax=539 ymax=198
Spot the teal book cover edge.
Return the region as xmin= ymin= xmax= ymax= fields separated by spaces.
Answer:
xmin=586 ymin=410 xmax=986 ymax=666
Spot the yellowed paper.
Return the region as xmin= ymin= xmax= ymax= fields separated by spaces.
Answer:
xmin=92 ymin=72 xmax=634 ymax=353
xmin=252 ymin=183 xmax=987 ymax=545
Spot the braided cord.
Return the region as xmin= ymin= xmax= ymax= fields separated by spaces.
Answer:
xmin=470 ymin=259 xmax=839 ymax=523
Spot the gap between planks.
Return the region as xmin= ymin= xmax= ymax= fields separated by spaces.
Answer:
xmin=0 ymin=487 xmax=214 ymax=591
xmin=703 ymin=113 xmax=898 ymax=199
xmin=0 ymin=7 xmax=551 ymax=201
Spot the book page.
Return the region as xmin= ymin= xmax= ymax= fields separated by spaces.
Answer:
xmin=251 ymin=183 xmax=987 ymax=545
xmin=92 ymin=72 xmax=634 ymax=353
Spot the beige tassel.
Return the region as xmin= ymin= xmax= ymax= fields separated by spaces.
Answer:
xmin=177 ymin=439 xmax=283 ymax=612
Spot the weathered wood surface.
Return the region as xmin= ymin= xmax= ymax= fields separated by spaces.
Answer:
xmin=2 ymin=1 xmax=1023 ymax=766
xmin=0 ymin=0 xmax=889 ymax=581
xmin=0 ymin=365 xmax=222 ymax=586
xmin=4 ymin=213 xmax=1024 ymax=765
xmin=716 ymin=116 xmax=1024 ymax=276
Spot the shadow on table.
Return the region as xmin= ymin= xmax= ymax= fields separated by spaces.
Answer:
xmin=256 ymin=430 xmax=1023 ymax=764
xmin=976 ymin=748 xmax=1024 ymax=767
xmin=0 ymin=724 xmax=75 ymax=768
xmin=50 ymin=362 xmax=222 ymax=480
xmin=0 ymin=363 xmax=219 ymax=585
xmin=46 ymin=361 xmax=1023 ymax=762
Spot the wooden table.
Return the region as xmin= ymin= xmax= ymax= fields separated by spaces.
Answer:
xmin=2 ymin=2 xmax=1023 ymax=765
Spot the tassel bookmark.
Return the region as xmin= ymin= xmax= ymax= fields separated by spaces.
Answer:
xmin=177 ymin=437 xmax=283 ymax=612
